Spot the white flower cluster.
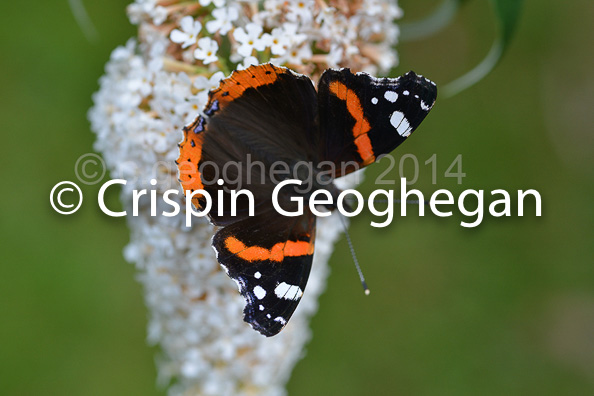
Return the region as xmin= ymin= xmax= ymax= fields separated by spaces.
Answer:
xmin=90 ymin=0 xmax=400 ymax=394
xmin=130 ymin=0 xmax=402 ymax=76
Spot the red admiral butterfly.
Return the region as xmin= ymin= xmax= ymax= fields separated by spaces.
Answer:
xmin=178 ymin=63 xmax=437 ymax=336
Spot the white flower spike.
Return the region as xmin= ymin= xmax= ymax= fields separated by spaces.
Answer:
xmin=90 ymin=0 xmax=403 ymax=394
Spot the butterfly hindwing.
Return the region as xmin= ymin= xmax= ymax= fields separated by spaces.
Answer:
xmin=317 ymin=69 xmax=437 ymax=176
xmin=212 ymin=208 xmax=316 ymax=337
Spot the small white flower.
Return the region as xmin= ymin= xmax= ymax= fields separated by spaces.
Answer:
xmin=127 ymin=0 xmax=168 ymax=25
xmin=263 ymin=0 xmax=284 ymax=18
xmin=273 ymin=43 xmax=312 ymax=66
xmin=363 ymin=0 xmax=384 ymax=17
xmin=193 ymin=71 xmax=225 ymax=91
xmin=233 ymin=23 xmax=267 ymax=57
xmin=174 ymin=94 xmax=206 ymax=124
xmin=378 ymin=47 xmax=398 ymax=72
xmin=193 ymin=71 xmax=225 ymax=104
xmin=151 ymin=6 xmax=168 ymax=26
xmin=287 ymin=44 xmax=312 ymax=64
xmin=199 ymin=0 xmax=226 ymax=8
xmin=170 ymin=16 xmax=202 ymax=48
xmin=261 ymin=27 xmax=291 ymax=56
xmin=287 ymin=0 xmax=315 ymax=24
xmin=327 ymin=43 xmax=343 ymax=67
xmin=127 ymin=65 xmax=153 ymax=97
xmin=127 ymin=1 xmax=149 ymax=24
xmin=282 ymin=23 xmax=307 ymax=47
xmin=237 ymin=56 xmax=260 ymax=70
xmin=194 ymin=37 xmax=219 ymax=64
xmin=206 ymin=6 xmax=238 ymax=35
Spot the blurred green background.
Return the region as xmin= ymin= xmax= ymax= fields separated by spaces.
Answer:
xmin=1 ymin=0 xmax=592 ymax=394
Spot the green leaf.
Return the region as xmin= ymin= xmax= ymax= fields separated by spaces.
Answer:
xmin=443 ymin=0 xmax=524 ymax=97
xmin=492 ymin=0 xmax=523 ymax=46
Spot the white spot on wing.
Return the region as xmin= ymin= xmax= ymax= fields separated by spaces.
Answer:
xmin=390 ymin=111 xmax=411 ymax=137
xmin=384 ymin=91 xmax=398 ymax=103
xmin=403 ymin=90 xmax=409 ymax=96
xmin=274 ymin=282 xmax=303 ymax=300
xmin=259 ymin=304 xmax=264 ymax=311
xmin=253 ymin=286 xmax=266 ymax=300
xmin=274 ymin=316 xmax=287 ymax=325
xmin=371 ymin=97 xmax=378 ymax=105
xmin=254 ymin=271 xmax=261 ymax=279
xmin=420 ymin=100 xmax=431 ymax=111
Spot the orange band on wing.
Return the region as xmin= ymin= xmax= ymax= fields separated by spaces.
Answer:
xmin=212 ymin=63 xmax=280 ymax=107
xmin=225 ymin=236 xmax=313 ymax=262
xmin=328 ymin=81 xmax=375 ymax=164
xmin=354 ymin=135 xmax=375 ymax=166
xmin=178 ymin=117 xmax=206 ymax=207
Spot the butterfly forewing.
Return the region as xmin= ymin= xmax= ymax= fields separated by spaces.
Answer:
xmin=317 ymin=69 xmax=437 ymax=177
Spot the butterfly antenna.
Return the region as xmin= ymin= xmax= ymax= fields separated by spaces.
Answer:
xmin=339 ymin=215 xmax=370 ymax=295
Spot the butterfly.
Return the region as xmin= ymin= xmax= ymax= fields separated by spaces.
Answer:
xmin=177 ymin=63 xmax=437 ymax=336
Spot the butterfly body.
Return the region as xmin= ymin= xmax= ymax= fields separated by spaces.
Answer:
xmin=178 ymin=63 xmax=437 ymax=336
